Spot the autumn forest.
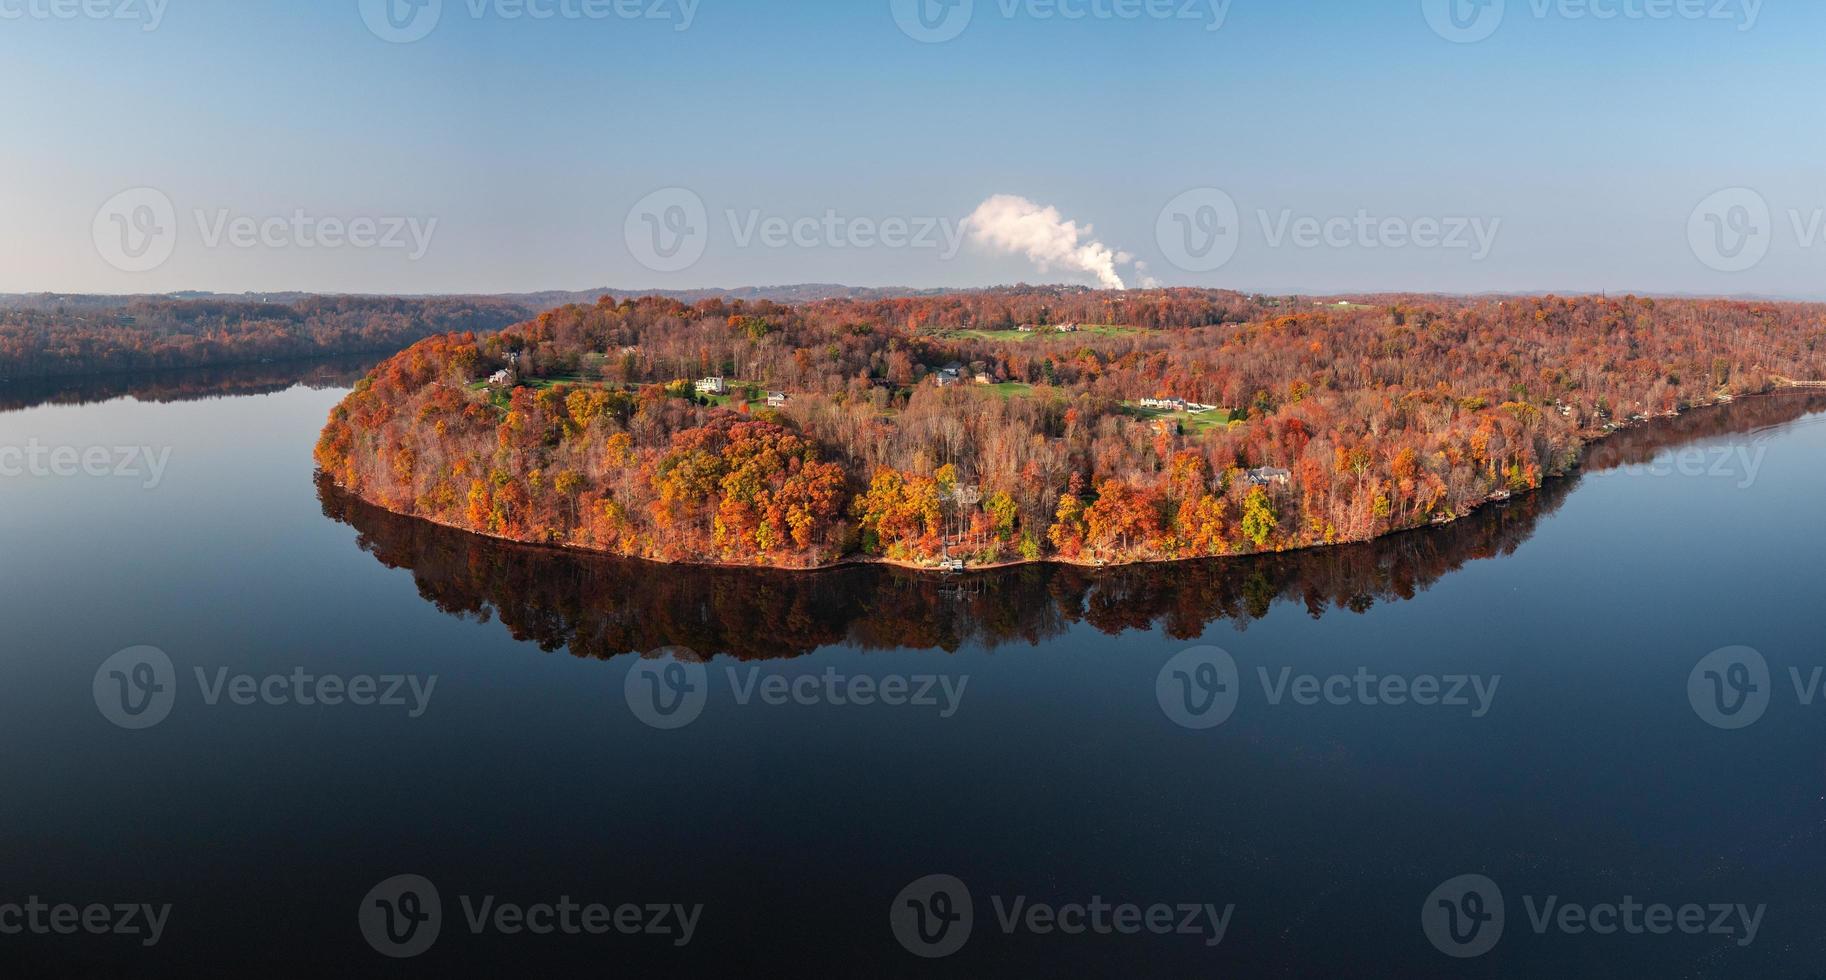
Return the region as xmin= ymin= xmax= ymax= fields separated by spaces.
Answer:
xmin=311 ymin=287 xmax=1826 ymax=570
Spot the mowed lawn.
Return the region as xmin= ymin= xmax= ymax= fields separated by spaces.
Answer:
xmin=1122 ymin=403 xmax=1238 ymax=434
xmin=982 ymin=381 xmax=1037 ymax=399
xmin=947 ymin=325 xmax=1141 ymax=343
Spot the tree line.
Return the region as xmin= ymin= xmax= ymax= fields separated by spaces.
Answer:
xmin=0 ymin=295 xmax=533 ymax=379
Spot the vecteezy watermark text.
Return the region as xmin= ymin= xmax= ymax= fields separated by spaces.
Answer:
xmin=1584 ymin=439 xmax=1768 ymax=488
xmin=93 ymin=187 xmax=437 ymax=274
xmin=0 ymin=440 xmax=170 ymax=488
xmin=727 ymin=209 xmax=966 ymax=258
xmin=358 ymin=874 xmax=700 ymax=958
xmin=890 ymin=874 xmax=1232 ymax=958
xmin=194 ymin=210 xmax=437 ymax=260
xmin=1257 ymin=665 xmax=1499 ymax=717
xmin=1258 ymin=209 xmax=1500 ymax=261
xmin=1423 ymin=874 xmax=1764 ymax=958
xmin=93 ymin=646 xmax=437 ymax=730
xmin=0 ymin=0 xmax=167 ymax=30
xmin=0 ymin=897 xmax=171 ymax=947
xmin=623 ymin=648 xmax=968 ymax=729
xmin=1157 ymin=646 xmax=1499 ymax=729
xmin=1424 ymin=0 xmax=1761 ymax=44
xmin=1155 ymin=189 xmax=1501 ymax=274
xmin=623 ymin=188 xmax=968 ymax=274
xmin=892 ymin=0 xmax=1231 ymax=43
xmin=361 ymin=0 xmax=699 ymax=43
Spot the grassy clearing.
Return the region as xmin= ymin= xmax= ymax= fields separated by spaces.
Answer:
xmin=521 ymin=374 xmax=592 ymax=390
xmin=946 ymin=325 xmax=1141 ymax=343
xmin=981 ymin=381 xmax=1037 ymax=399
xmin=704 ymin=392 xmax=770 ymax=411
xmin=1122 ymin=403 xmax=1238 ymax=435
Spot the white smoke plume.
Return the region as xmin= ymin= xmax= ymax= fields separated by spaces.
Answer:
xmin=964 ymin=194 xmax=1146 ymax=290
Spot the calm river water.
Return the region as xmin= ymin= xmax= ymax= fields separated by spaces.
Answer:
xmin=2 ymin=364 xmax=1823 ymax=977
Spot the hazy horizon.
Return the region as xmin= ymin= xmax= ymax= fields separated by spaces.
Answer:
xmin=11 ymin=283 xmax=1826 ymax=305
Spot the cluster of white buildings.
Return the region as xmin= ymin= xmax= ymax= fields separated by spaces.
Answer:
xmin=695 ymin=377 xmax=791 ymax=408
xmin=1139 ymin=396 xmax=1219 ymax=414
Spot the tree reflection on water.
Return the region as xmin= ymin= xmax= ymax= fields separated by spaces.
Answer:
xmin=319 ymin=391 xmax=1826 ymax=662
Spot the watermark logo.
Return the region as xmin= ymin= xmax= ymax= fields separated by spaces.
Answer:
xmin=1684 ymin=188 xmax=1826 ymax=272
xmin=93 ymin=187 xmax=177 ymax=274
xmin=1423 ymin=0 xmax=1505 ymax=42
xmin=93 ymin=187 xmax=439 ymax=274
xmin=1687 ymin=646 xmax=1826 ymax=730
xmin=1689 ymin=188 xmax=1770 ymax=273
xmin=359 ymin=0 xmax=442 ymax=42
xmin=361 ymin=0 xmax=696 ymax=41
xmin=92 ymin=646 xmax=177 ymax=730
xmin=1688 ymin=645 xmax=1769 ymax=729
xmin=626 ymin=193 xmax=968 ymax=274
xmin=92 ymin=648 xmax=438 ymax=730
xmin=1156 ymin=645 xmax=1239 ymax=729
xmin=893 ymin=0 xmax=1227 ymax=41
xmin=624 ymin=648 xmax=969 ymax=730
xmin=891 ymin=874 xmax=974 ymax=958
xmin=359 ymin=875 xmax=443 ymax=959
xmin=1424 ymin=874 xmax=1765 ymax=955
xmin=358 ymin=874 xmax=700 ymax=956
xmin=891 ymin=0 xmax=973 ymax=42
xmin=625 ymin=188 xmax=708 ymax=274
xmin=1157 ymin=188 xmax=1240 ymax=274
xmin=890 ymin=874 xmax=1231 ymax=958
xmin=1158 ymin=648 xmax=1499 ymax=728
xmin=624 ymin=647 xmax=708 ymax=729
xmin=1422 ymin=874 xmax=1505 ymax=958
xmin=1426 ymin=0 xmax=1758 ymax=41
xmin=1156 ymin=189 xmax=1501 ymax=274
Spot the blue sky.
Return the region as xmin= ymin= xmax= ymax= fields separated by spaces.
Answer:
xmin=4 ymin=0 xmax=1823 ymax=296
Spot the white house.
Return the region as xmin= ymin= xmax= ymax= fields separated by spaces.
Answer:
xmin=488 ymin=369 xmax=514 ymax=387
xmin=1140 ymin=396 xmax=1188 ymax=411
xmin=696 ymin=377 xmax=728 ymax=395
xmin=766 ymin=391 xmax=789 ymax=408
xmin=1246 ymin=467 xmax=1292 ymax=487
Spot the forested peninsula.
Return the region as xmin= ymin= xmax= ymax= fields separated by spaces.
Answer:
xmin=314 ymin=288 xmax=1826 ymax=570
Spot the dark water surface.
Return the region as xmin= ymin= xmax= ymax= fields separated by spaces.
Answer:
xmin=2 ymin=371 xmax=1824 ymax=977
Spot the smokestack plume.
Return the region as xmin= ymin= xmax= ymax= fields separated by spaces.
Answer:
xmin=965 ymin=194 xmax=1144 ymax=290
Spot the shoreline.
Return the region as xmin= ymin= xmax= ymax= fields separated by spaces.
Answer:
xmin=322 ymin=386 xmax=1817 ymax=577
